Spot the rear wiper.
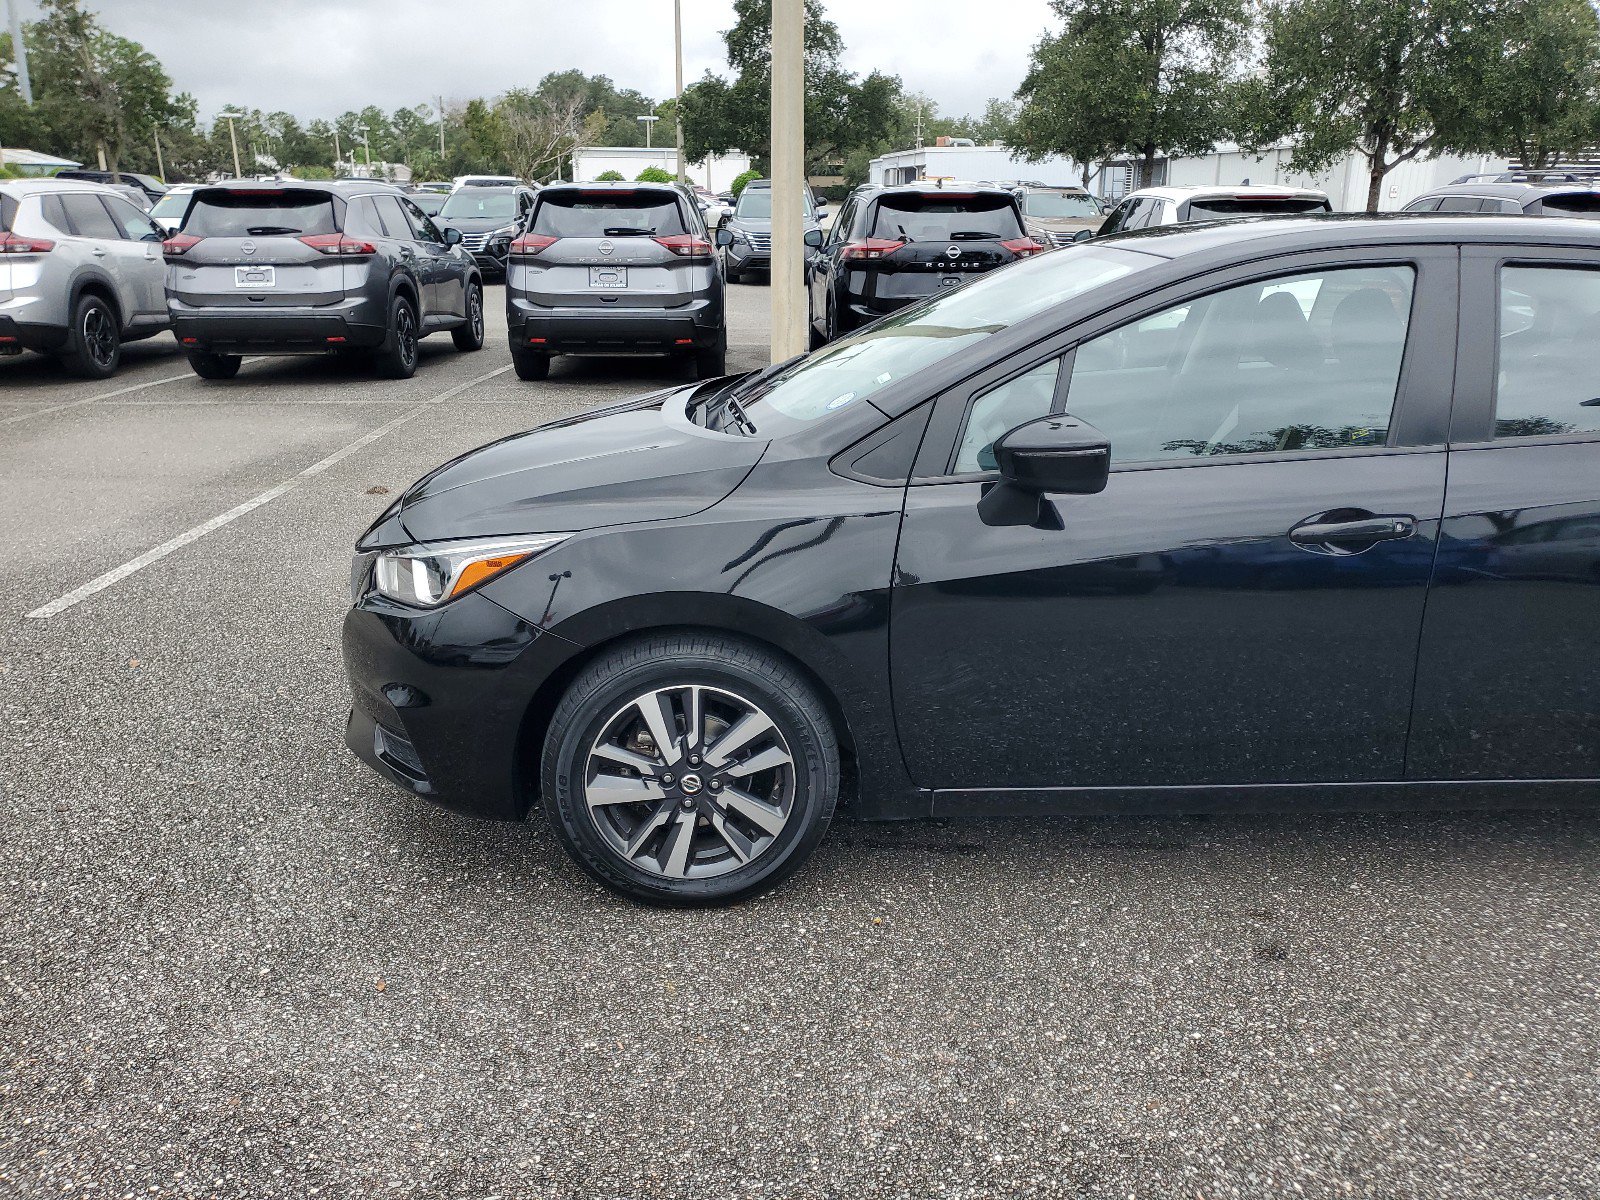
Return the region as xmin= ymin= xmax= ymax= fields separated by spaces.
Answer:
xmin=896 ymin=224 xmax=915 ymax=242
xmin=603 ymin=227 xmax=656 ymax=236
xmin=948 ymin=231 xmax=996 ymax=239
xmin=247 ymin=225 xmax=302 ymax=235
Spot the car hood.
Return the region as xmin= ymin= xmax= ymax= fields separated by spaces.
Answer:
xmin=728 ymin=214 xmax=819 ymax=232
xmin=1027 ymin=215 xmax=1102 ymax=233
xmin=383 ymin=384 xmax=767 ymax=544
xmin=439 ymin=215 xmax=518 ymax=233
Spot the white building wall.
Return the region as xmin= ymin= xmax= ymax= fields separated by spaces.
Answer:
xmin=571 ymin=147 xmax=752 ymax=192
xmin=868 ymin=145 xmax=1081 ymax=187
xmin=1153 ymin=143 xmax=1501 ymax=210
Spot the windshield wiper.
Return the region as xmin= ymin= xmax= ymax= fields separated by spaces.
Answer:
xmin=722 ymin=392 xmax=758 ymax=436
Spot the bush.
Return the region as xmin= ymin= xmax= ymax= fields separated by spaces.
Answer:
xmin=634 ymin=166 xmax=673 ymax=184
xmin=730 ymin=169 xmax=762 ymax=197
xmin=594 ymin=170 xmax=625 ymax=182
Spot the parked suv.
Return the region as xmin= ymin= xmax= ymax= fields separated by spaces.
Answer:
xmin=1095 ymin=184 xmax=1331 ymax=235
xmin=805 ymin=182 xmax=1041 ymax=343
xmin=53 ymin=170 xmax=169 ymax=205
xmin=436 ymin=184 xmax=537 ymax=277
xmin=1403 ymin=170 xmax=1600 ymax=217
xmin=505 ymin=181 xmax=724 ymax=381
xmin=716 ymin=180 xmax=823 ymax=282
xmin=148 ymin=184 xmax=198 ymax=234
xmin=164 ymin=180 xmax=484 ymax=380
xmin=0 ymin=179 xmax=170 ymax=378
xmin=1013 ymin=184 xmax=1105 ymax=246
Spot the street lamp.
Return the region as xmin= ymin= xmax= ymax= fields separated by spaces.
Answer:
xmin=636 ymin=114 xmax=659 ymax=150
xmin=354 ymin=123 xmax=372 ymax=171
xmin=218 ymin=110 xmax=245 ymax=179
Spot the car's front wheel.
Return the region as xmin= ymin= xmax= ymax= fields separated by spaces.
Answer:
xmin=451 ymin=281 xmax=485 ymax=352
xmin=374 ymin=295 xmax=419 ymax=379
xmin=542 ymin=633 xmax=840 ymax=906
xmin=61 ymin=294 xmax=120 ymax=379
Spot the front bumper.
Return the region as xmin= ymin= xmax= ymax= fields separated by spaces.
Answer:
xmin=724 ymin=240 xmax=770 ymax=271
xmin=342 ymin=587 xmax=575 ymax=821
xmin=507 ymin=296 xmax=722 ymax=357
xmin=169 ymin=297 xmax=386 ymax=355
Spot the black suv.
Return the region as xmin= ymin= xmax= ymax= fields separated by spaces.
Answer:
xmin=805 ymin=183 xmax=1040 ymax=343
xmin=435 ymin=184 xmax=538 ymax=277
xmin=54 ymin=170 xmax=168 ymax=205
xmin=164 ymin=180 xmax=485 ymax=380
xmin=1404 ymin=169 xmax=1600 ymax=218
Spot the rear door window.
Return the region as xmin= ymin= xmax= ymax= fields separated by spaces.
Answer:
xmin=1182 ymin=196 xmax=1331 ymax=219
xmin=1494 ymin=265 xmax=1600 ymax=438
xmin=60 ymin=194 xmax=122 ymax=239
xmin=370 ymin=194 xmax=415 ymax=240
xmin=185 ymin=190 xmax=339 ymax=237
xmin=868 ymin=193 xmax=1023 ymax=242
xmin=531 ymin=190 xmax=687 ymax=238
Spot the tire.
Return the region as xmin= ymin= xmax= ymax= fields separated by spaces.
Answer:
xmin=186 ymin=351 xmax=242 ymax=380
xmin=374 ymin=294 xmax=419 ymax=379
xmin=451 ymin=281 xmax=485 ymax=352
xmin=722 ymin=248 xmax=742 ymax=284
xmin=542 ymin=633 xmax=840 ymax=906
xmin=694 ymin=333 xmax=727 ymax=380
xmin=61 ymin=293 xmax=120 ymax=379
xmin=512 ymin=349 xmax=551 ymax=381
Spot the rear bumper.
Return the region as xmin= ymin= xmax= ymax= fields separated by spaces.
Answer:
xmin=169 ymin=298 xmax=386 ymax=354
xmin=0 ymin=314 xmax=68 ymax=353
xmin=507 ymin=296 xmax=723 ymax=356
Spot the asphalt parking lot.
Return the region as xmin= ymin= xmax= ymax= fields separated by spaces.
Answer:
xmin=2 ymin=282 xmax=1599 ymax=1200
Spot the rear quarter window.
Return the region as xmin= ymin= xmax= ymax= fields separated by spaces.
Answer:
xmin=185 ymin=191 xmax=339 ymax=237
xmin=531 ymin=191 xmax=687 ymax=238
xmin=0 ymin=194 xmax=15 ymax=231
xmin=869 ymin=193 xmax=1023 ymax=241
xmin=1536 ymin=192 xmax=1600 ymax=218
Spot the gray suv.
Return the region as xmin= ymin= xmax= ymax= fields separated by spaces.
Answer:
xmin=1403 ymin=169 xmax=1600 ymax=217
xmin=0 ymin=179 xmax=170 ymax=378
xmin=716 ymin=180 xmax=823 ymax=282
xmin=164 ymin=180 xmax=484 ymax=380
xmin=506 ymin=181 xmax=724 ymax=381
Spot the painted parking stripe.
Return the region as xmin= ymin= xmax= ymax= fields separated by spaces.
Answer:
xmin=25 ymin=363 xmax=512 ymax=620
xmin=0 ymin=368 xmax=199 ymax=426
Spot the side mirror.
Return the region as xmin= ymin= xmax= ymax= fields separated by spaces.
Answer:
xmin=442 ymin=226 xmax=463 ymax=246
xmin=1072 ymin=229 xmax=1093 ymax=243
xmin=803 ymin=228 xmax=824 ymax=248
xmin=979 ymin=413 xmax=1110 ymax=527
xmin=715 ymin=227 xmax=734 ymax=247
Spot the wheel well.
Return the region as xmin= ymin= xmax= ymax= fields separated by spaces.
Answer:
xmin=513 ymin=624 xmax=860 ymax=817
xmin=73 ymin=279 xmax=123 ymax=330
xmin=392 ymin=277 xmax=419 ymax=310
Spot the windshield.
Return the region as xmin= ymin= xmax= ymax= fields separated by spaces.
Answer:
xmin=733 ymin=189 xmax=813 ymax=220
xmin=150 ymin=191 xmax=189 ymax=219
xmin=735 ymin=244 xmax=1155 ymax=425
xmin=440 ymin=189 xmax=517 ymax=220
xmin=870 ymin=193 xmax=1023 ymax=241
xmin=1023 ymin=192 xmax=1100 ymax=219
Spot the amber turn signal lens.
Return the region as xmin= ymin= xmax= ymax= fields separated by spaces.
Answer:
xmin=448 ymin=553 xmax=531 ymax=598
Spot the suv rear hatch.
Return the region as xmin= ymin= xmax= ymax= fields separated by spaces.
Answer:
xmin=1176 ymin=193 xmax=1331 ymax=221
xmin=166 ymin=188 xmax=354 ymax=308
xmin=851 ymin=191 xmax=1035 ymax=315
xmin=511 ymin=188 xmax=708 ymax=310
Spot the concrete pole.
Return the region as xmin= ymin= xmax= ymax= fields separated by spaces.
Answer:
xmin=7 ymin=0 xmax=31 ymax=105
xmin=153 ymin=128 xmax=165 ymax=180
xmin=673 ymin=0 xmax=686 ymax=186
xmin=769 ymin=0 xmax=806 ymax=362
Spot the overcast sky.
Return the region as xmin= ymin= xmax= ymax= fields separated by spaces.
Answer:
xmin=40 ymin=0 xmax=1055 ymax=125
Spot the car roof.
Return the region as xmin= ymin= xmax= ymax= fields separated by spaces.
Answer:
xmin=1412 ymin=180 xmax=1600 ymax=202
xmin=0 ymin=178 xmax=123 ymax=198
xmin=860 ymin=181 xmax=1016 ymax=198
xmin=190 ymin=179 xmax=403 ymax=197
xmin=1122 ymin=184 xmax=1329 ymax=202
xmin=1103 ymin=212 xmax=1600 ymax=257
xmin=545 ymin=180 xmax=681 ymax=194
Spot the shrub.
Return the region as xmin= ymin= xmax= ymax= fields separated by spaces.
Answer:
xmin=730 ymin=169 xmax=762 ymax=197
xmin=634 ymin=166 xmax=673 ymax=184
xmin=594 ymin=169 xmax=625 ymax=182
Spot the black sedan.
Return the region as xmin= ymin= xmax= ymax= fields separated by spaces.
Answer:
xmin=343 ymin=215 xmax=1600 ymax=905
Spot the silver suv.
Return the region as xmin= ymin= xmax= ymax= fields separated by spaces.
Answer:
xmin=506 ymin=181 xmax=725 ymax=381
xmin=164 ymin=180 xmax=484 ymax=380
xmin=0 ymin=179 xmax=170 ymax=378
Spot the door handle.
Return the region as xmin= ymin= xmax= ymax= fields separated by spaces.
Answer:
xmin=92 ymin=247 xmax=107 ymax=257
xmin=1290 ymin=513 xmax=1416 ymax=555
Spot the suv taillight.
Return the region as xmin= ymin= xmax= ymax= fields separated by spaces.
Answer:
xmin=161 ymin=233 xmax=201 ymax=257
xmin=0 ymin=231 xmax=55 ymax=254
xmin=1001 ymin=237 xmax=1046 ymax=258
xmin=299 ymin=233 xmax=375 ymax=257
xmin=510 ymin=234 xmax=558 ymax=257
xmin=841 ymin=238 xmax=904 ymax=261
xmin=653 ymin=233 xmax=712 ymax=258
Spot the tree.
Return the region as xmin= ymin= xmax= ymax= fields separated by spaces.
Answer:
xmin=594 ymin=169 xmax=625 ymax=181
xmin=1437 ymin=0 xmax=1600 ymax=168
xmin=494 ymin=88 xmax=593 ymax=182
xmin=635 ymin=165 xmax=672 ymax=182
xmin=1251 ymin=0 xmax=1512 ymax=210
xmin=1012 ymin=0 xmax=1253 ymax=189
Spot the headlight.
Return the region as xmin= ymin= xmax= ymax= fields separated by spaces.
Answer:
xmin=371 ymin=533 xmax=569 ymax=608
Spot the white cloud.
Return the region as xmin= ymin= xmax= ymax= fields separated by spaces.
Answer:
xmin=43 ymin=0 xmax=1054 ymax=127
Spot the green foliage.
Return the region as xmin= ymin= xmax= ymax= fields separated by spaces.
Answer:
xmin=634 ymin=165 xmax=672 ymax=183
xmin=1011 ymin=0 xmax=1253 ymax=186
xmin=594 ymin=169 xmax=625 ymax=181
xmin=730 ymin=169 xmax=762 ymax=196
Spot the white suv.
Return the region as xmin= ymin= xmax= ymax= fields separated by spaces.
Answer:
xmin=1095 ymin=184 xmax=1331 ymax=236
xmin=0 ymin=179 xmax=170 ymax=378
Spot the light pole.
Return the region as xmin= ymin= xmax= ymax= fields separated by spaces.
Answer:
xmin=637 ymin=114 xmax=659 ymax=150
xmin=673 ymin=0 xmax=685 ymax=185
xmin=6 ymin=0 xmax=30 ymax=104
xmin=437 ymin=96 xmax=446 ymax=163
xmin=354 ymin=123 xmax=372 ymax=172
xmin=218 ymin=110 xmax=244 ymax=179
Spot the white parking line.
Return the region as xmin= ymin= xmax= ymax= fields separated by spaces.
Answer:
xmin=0 ymin=368 xmax=199 ymax=426
xmin=24 ymin=363 xmax=512 ymax=620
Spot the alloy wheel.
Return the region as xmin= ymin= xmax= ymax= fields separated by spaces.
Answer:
xmin=584 ymin=684 xmax=796 ymax=880
xmin=469 ymin=287 xmax=483 ymax=341
xmin=83 ymin=305 xmax=115 ymax=369
xmin=396 ymin=304 xmax=417 ymax=369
